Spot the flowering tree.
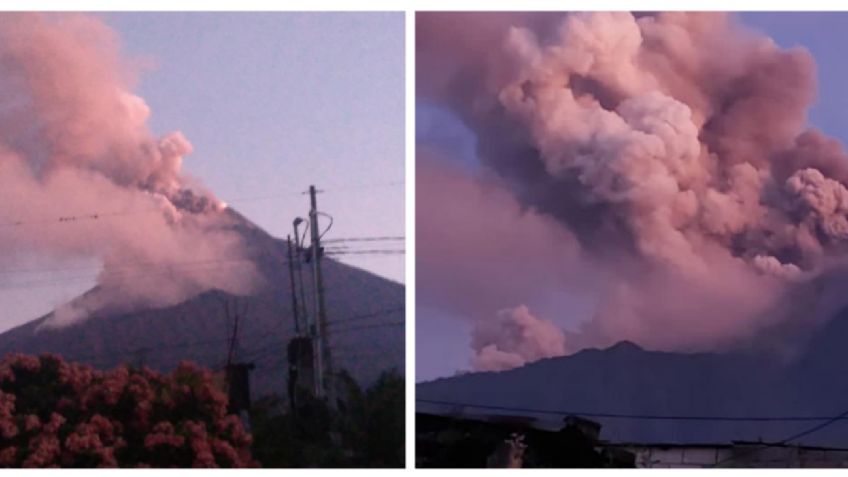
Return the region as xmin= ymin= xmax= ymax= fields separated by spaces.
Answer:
xmin=0 ymin=353 xmax=256 ymax=468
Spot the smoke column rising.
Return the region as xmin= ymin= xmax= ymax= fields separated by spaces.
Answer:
xmin=418 ymin=12 xmax=848 ymax=371
xmin=0 ymin=13 xmax=261 ymax=327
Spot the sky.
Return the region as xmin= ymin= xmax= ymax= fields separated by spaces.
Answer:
xmin=416 ymin=12 xmax=848 ymax=382
xmin=0 ymin=12 xmax=405 ymax=332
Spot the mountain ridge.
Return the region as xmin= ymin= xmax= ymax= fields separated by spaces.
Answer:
xmin=418 ymin=308 xmax=848 ymax=446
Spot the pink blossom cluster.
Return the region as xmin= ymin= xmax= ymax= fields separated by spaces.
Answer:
xmin=0 ymin=353 xmax=256 ymax=468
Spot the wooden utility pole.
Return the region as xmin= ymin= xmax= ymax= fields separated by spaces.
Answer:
xmin=221 ymin=298 xmax=253 ymax=430
xmin=292 ymin=218 xmax=320 ymax=399
xmin=293 ymin=219 xmax=310 ymax=330
xmin=308 ymin=185 xmax=334 ymax=405
xmin=286 ymin=235 xmax=302 ymax=334
xmin=223 ymin=299 xmax=248 ymax=368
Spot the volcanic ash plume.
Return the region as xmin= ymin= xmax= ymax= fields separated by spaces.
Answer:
xmin=418 ymin=12 xmax=848 ymax=367
xmin=472 ymin=305 xmax=566 ymax=372
xmin=0 ymin=13 xmax=261 ymax=327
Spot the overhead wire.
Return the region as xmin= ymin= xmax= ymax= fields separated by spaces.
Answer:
xmin=414 ymin=399 xmax=848 ymax=423
xmin=0 ymin=180 xmax=403 ymax=229
xmin=0 ymin=257 xmax=268 ymax=291
xmin=323 ymin=236 xmax=405 ymax=243
xmin=326 ymin=305 xmax=405 ymax=327
xmin=43 ymin=304 xmax=405 ymax=369
xmin=712 ymin=408 xmax=848 ymax=467
xmin=325 ymin=249 xmax=404 ymax=255
xmin=331 ymin=320 xmax=404 ymax=334
xmin=0 ymin=179 xmax=405 ymax=380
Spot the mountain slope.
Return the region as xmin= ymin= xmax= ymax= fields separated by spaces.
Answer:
xmin=0 ymin=208 xmax=405 ymax=399
xmin=418 ymin=311 xmax=848 ymax=447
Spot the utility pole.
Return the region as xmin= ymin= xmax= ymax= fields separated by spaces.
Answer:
xmin=308 ymin=184 xmax=334 ymax=406
xmin=290 ymin=219 xmax=321 ymax=402
xmin=286 ymin=234 xmax=316 ymax=413
xmin=222 ymin=298 xmax=253 ymax=430
xmin=292 ymin=219 xmax=311 ymax=334
xmin=223 ymin=299 xmax=246 ymax=368
xmin=286 ymin=235 xmax=302 ymax=334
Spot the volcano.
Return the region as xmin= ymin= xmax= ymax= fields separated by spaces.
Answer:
xmin=417 ymin=308 xmax=848 ymax=447
xmin=0 ymin=208 xmax=405 ymax=399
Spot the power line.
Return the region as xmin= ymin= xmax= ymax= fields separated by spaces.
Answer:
xmin=242 ymin=313 xmax=404 ymax=363
xmin=322 ymin=180 xmax=404 ymax=192
xmin=325 ymin=250 xmax=405 ymax=255
xmin=0 ymin=208 xmax=165 ymax=228
xmin=0 ymin=245 xmax=401 ymax=280
xmin=50 ymin=304 xmax=405 ymax=368
xmin=331 ymin=320 xmax=404 ymax=334
xmin=0 ymin=258 xmax=264 ymax=291
xmin=333 ymin=348 xmax=400 ymax=361
xmin=713 ymin=407 xmax=848 ymax=467
xmin=60 ymin=337 xmax=232 ymax=366
xmin=323 ymin=236 xmax=405 ymax=244
xmin=3 ymin=312 xmax=403 ymax=399
xmin=415 ymin=399 xmax=848 ymax=423
xmin=239 ymin=342 xmax=282 ymax=364
xmin=53 ymin=315 xmax=294 ymax=368
xmin=0 ymin=254 xmax=265 ymax=276
xmin=219 ymin=180 xmax=401 ymax=204
xmin=0 ymin=251 xmax=400 ymax=294
xmin=222 ymin=191 xmax=304 ymax=203
xmin=0 ymin=298 xmax=399 ymax=386
xmin=326 ymin=306 xmax=405 ymax=327
xmin=252 ymin=339 xmax=401 ymax=368
xmin=326 ymin=254 xmax=404 ymax=261
xmin=239 ymin=307 xmax=406 ymax=361
xmin=0 ymin=181 xmax=403 ymax=229
xmin=0 ymin=256 xmax=372 ymax=293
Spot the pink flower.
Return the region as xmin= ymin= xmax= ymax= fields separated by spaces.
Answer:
xmin=144 ymin=432 xmax=185 ymax=449
xmin=0 ymin=354 xmax=257 ymax=467
xmin=134 ymin=400 xmax=153 ymax=426
xmin=88 ymin=414 xmax=115 ymax=442
xmin=145 ymin=421 xmax=185 ymax=449
xmin=57 ymin=361 xmax=94 ymax=392
xmin=23 ymin=414 xmax=40 ymax=432
xmin=7 ymin=354 xmax=40 ymax=373
xmin=43 ymin=413 xmax=66 ymax=434
xmin=96 ymin=447 xmax=117 ymax=468
xmin=0 ymin=392 xmax=16 ymax=419
xmin=0 ymin=364 xmax=15 ymax=384
xmin=0 ymin=446 xmax=17 ymax=466
xmin=211 ymin=438 xmax=240 ymax=465
xmin=22 ymin=435 xmax=60 ymax=468
xmin=0 ymin=418 xmax=18 ymax=439
xmin=56 ymin=397 xmax=74 ymax=411
xmin=64 ymin=426 xmax=104 ymax=454
xmin=192 ymin=450 xmax=217 ymax=468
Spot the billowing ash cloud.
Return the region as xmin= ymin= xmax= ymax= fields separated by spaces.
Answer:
xmin=0 ymin=13 xmax=262 ymax=327
xmin=418 ymin=12 xmax=848 ymax=370
xmin=472 ymin=305 xmax=567 ymax=371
